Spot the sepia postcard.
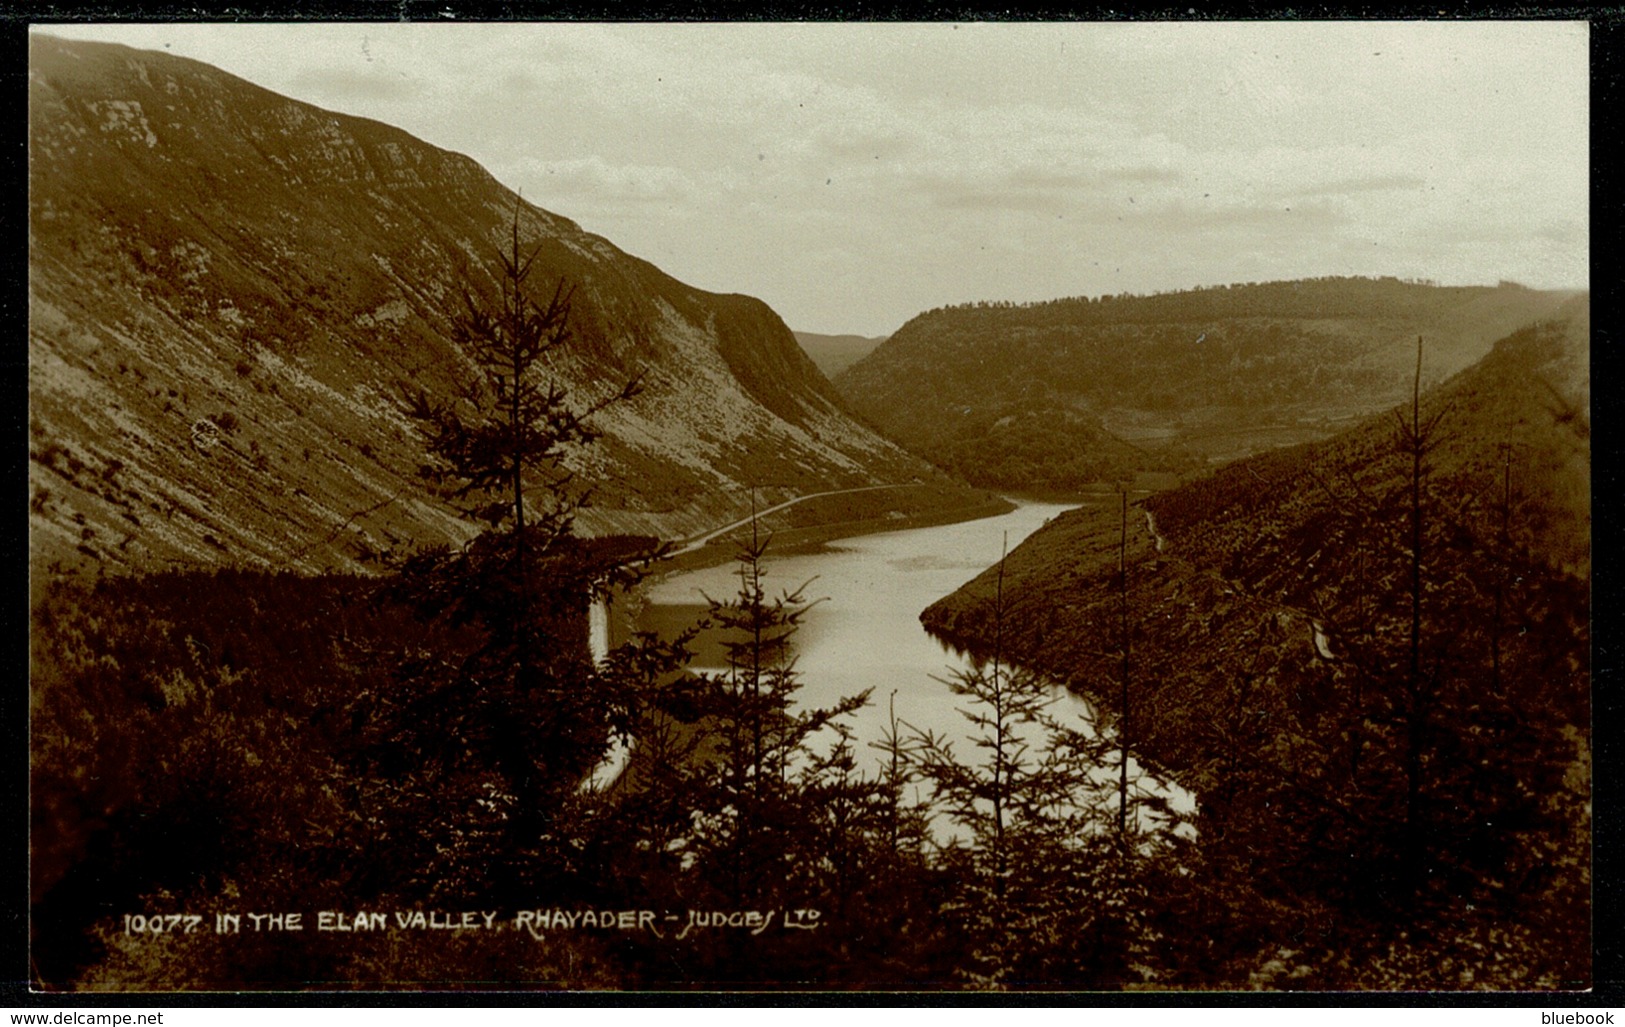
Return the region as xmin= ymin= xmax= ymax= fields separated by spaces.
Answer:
xmin=26 ymin=18 xmax=1591 ymax=993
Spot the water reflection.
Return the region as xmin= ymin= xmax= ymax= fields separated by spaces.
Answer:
xmin=627 ymin=501 xmax=1195 ymax=835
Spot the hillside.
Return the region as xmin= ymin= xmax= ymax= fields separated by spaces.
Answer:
xmin=835 ymin=278 xmax=1576 ymax=491
xmin=27 ymin=35 xmax=971 ymax=575
xmin=792 ymin=330 xmax=888 ymax=379
xmin=921 ymin=301 xmax=1590 ymax=982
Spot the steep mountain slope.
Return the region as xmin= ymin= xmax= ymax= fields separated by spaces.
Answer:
xmin=921 ymin=302 xmax=1590 ymax=982
xmin=792 ymin=331 xmax=887 ymax=379
xmin=835 ymin=278 xmax=1577 ymax=491
xmin=28 ymin=35 xmax=966 ymax=574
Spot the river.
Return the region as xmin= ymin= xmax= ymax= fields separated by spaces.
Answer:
xmin=615 ymin=499 xmax=1194 ymax=833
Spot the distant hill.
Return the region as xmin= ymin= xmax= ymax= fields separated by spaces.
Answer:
xmin=920 ymin=301 xmax=1590 ymax=980
xmin=834 ymin=278 xmax=1577 ymax=492
xmin=793 ymin=331 xmax=888 ymax=379
xmin=27 ymin=35 xmax=972 ymax=574
xmin=925 ymin=296 xmax=1589 ymax=662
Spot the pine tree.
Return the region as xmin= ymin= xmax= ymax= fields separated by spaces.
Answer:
xmin=910 ymin=541 xmax=1163 ymax=987
xmin=697 ymin=524 xmax=872 ymax=907
xmin=583 ymin=522 xmax=881 ymax=985
xmin=374 ymin=202 xmax=652 ymax=903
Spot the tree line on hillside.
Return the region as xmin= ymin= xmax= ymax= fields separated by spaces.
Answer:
xmin=835 ymin=313 xmax=1401 ymax=493
xmin=905 ymin=276 xmax=1513 ymax=332
xmin=29 ymin=224 xmax=1588 ymax=989
xmin=920 ymin=326 xmax=1590 ymax=988
xmin=831 ymin=277 xmax=1563 ymax=495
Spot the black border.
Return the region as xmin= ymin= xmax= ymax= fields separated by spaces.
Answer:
xmin=5 ymin=3 xmax=1618 ymax=1009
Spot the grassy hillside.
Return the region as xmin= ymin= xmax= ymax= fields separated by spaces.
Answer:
xmin=836 ymin=277 xmax=1576 ymax=492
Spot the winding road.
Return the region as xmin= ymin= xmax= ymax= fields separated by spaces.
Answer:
xmin=672 ymin=483 xmax=925 ymax=555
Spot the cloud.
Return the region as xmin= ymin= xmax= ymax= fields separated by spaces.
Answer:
xmin=499 ymin=70 xmax=545 ymax=97
xmin=912 ymin=162 xmax=1186 ymax=215
xmin=913 ymin=167 xmax=1071 ymax=214
xmin=1100 ymin=165 xmax=1185 ymax=185
xmin=1536 ymin=219 xmax=1585 ymax=244
xmin=1001 ymin=167 xmax=1098 ymax=191
xmin=928 ymin=188 xmax=1068 ymax=215
xmin=814 ymin=124 xmax=916 ymax=162
xmin=288 ymin=66 xmax=424 ymax=104
xmin=510 ymin=155 xmax=696 ymax=207
xmin=1285 ymin=173 xmax=1429 ymax=198
xmin=34 ymin=21 xmax=1590 ymax=335
xmin=1127 ymin=197 xmax=1349 ymax=233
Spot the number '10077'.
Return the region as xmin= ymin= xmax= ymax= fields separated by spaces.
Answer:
xmin=124 ymin=913 xmax=203 ymax=934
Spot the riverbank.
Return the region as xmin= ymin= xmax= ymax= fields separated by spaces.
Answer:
xmin=645 ymin=490 xmax=1016 ymax=578
xmin=602 ymin=489 xmax=1016 ymax=653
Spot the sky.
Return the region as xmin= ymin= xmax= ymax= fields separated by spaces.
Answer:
xmin=36 ymin=21 xmax=1589 ymax=337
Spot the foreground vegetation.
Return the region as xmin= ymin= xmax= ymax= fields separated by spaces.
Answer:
xmin=29 ymin=496 xmax=1587 ymax=990
xmin=28 ymin=544 xmax=1168 ymax=990
xmin=924 ymin=313 xmax=1592 ymax=989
